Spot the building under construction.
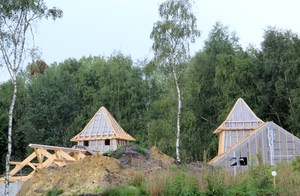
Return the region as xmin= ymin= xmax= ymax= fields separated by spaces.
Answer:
xmin=208 ymin=98 xmax=300 ymax=173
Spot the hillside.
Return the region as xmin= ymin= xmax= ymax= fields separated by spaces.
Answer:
xmin=17 ymin=146 xmax=175 ymax=195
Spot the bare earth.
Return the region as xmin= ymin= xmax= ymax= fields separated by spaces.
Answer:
xmin=17 ymin=146 xmax=175 ymax=195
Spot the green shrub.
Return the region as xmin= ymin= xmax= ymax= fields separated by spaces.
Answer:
xmin=248 ymin=164 xmax=273 ymax=192
xmin=129 ymin=174 xmax=145 ymax=187
xmin=226 ymin=164 xmax=275 ymax=195
xmin=163 ymin=169 xmax=200 ymax=196
xmin=136 ymin=146 xmax=149 ymax=156
xmin=204 ymin=172 xmax=225 ymax=196
xmin=291 ymin=156 xmax=300 ymax=171
xmin=105 ymin=150 xmax=114 ymax=157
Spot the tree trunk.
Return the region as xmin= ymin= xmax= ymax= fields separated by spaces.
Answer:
xmin=4 ymin=75 xmax=17 ymax=196
xmin=173 ymin=69 xmax=182 ymax=163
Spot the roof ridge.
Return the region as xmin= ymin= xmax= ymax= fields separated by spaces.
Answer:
xmin=70 ymin=106 xmax=135 ymax=142
xmin=214 ymin=98 xmax=264 ymax=134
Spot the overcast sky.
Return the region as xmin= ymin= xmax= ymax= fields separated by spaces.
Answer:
xmin=1 ymin=0 xmax=300 ymax=82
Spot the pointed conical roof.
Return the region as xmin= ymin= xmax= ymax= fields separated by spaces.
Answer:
xmin=213 ymin=98 xmax=264 ymax=134
xmin=71 ymin=107 xmax=135 ymax=141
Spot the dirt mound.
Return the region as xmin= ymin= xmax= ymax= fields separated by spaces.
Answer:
xmin=17 ymin=146 xmax=175 ymax=195
xmin=111 ymin=146 xmax=175 ymax=171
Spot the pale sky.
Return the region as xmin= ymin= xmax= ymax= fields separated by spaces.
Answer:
xmin=1 ymin=0 xmax=300 ymax=82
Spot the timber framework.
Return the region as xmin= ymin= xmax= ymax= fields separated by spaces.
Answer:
xmin=0 ymin=144 xmax=87 ymax=182
xmin=0 ymin=106 xmax=135 ymax=182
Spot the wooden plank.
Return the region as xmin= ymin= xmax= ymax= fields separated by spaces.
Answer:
xmin=27 ymin=162 xmax=37 ymax=170
xmin=53 ymin=159 xmax=76 ymax=162
xmin=35 ymin=148 xmax=44 ymax=165
xmin=286 ymin=130 xmax=288 ymax=160
xmin=5 ymin=144 xmax=90 ymax=183
xmin=37 ymin=148 xmax=58 ymax=168
xmin=29 ymin=144 xmax=85 ymax=152
xmin=218 ymin=131 xmax=225 ymax=155
xmin=9 ymin=161 xmax=22 ymax=165
xmin=57 ymin=149 xmax=76 ymax=161
xmin=74 ymin=151 xmax=86 ymax=160
xmin=278 ymin=128 xmax=282 ymax=161
xmin=9 ymin=152 xmax=36 ymax=176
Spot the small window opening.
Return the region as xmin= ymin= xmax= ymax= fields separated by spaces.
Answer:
xmin=83 ymin=140 xmax=89 ymax=146
xmin=105 ymin=139 xmax=110 ymax=146
xmin=230 ymin=157 xmax=237 ymax=166
xmin=239 ymin=157 xmax=247 ymax=166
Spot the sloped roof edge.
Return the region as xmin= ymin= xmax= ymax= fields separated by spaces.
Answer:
xmin=209 ymin=121 xmax=268 ymax=165
xmin=209 ymin=121 xmax=300 ymax=165
xmin=213 ymin=98 xmax=264 ymax=134
xmin=71 ymin=107 xmax=135 ymax=142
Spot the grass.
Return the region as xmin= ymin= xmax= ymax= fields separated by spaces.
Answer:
xmin=100 ymin=186 xmax=142 ymax=196
xmin=110 ymin=160 xmax=300 ymax=196
xmin=45 ymin=188 xmax=63 ymax=196
xmin=43 ymin=147 xmax=300 ymax=195
xmin=67 ymin=177 xmax=75 ymax=188
xmin=63 ymin=160 xmax=300 ymax=195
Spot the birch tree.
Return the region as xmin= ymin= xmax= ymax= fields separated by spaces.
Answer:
xmin=150 ymin=0 xmax=200 ymax=162
xmin=0 ymin=1 xmax=62 ymax=195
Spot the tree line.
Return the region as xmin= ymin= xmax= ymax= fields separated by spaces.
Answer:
xmin=1 ymin=23 xmax=300 ymax=174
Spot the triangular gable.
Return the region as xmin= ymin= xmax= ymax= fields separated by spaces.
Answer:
xmin=209 ymin=121 xmax=300 ymax=166
xmin=214 ymin=98 xmax=264 ymax=134
xmin=71 ymin=107 xmax=135 ymax=142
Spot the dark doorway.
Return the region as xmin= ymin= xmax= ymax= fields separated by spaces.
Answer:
xmin=84 ymin=141 xmax=89 ymax=146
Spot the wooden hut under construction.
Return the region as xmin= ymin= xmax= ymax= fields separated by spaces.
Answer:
xmin=71 ymin=106 xmax=135 ymax=153
xmin=209 ymin=98 xmax=300 ymax=173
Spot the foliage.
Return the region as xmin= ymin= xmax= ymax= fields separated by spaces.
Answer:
xmin=67 ymin=177 xmax=76 ymax=188
xmin=1 ymin=19 xmax=300 ymax=176
xmin=45 ymin=188 xmax=63 ymax=196
xmin=150 ymin=0 xmax=200 ymax=163
xmin=135 ymin=146 xmax=149 ymax=156
xmin=128 ymin=174 xmax=145 ymax=188
xmin=151 ymin=0 xmax=200 ymax=69
xmin=101 ymin=186 xmax=142 ymax=196
xmin=291 ymin=156 xmax=300 ymax=171
xmin=163 ymin=169 xmax=199 ymax=195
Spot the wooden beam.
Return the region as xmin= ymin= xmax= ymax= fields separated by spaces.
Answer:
xmin=9 ymin=161 xmax=22 ymax=165
xmin=29 ymin=144 xmax=86 ymax=153
xmin=35 ymin=148 xmax=44 ymax=165
xmin=57 ymin=149 xmax=76 ymax=161
xmin=9 ymin=152 xmax=36 ymax=176
xmin=4 ymin=144 xmax=88 ymax=183
xmin=53 ymin=159 xmax=76 ymax=162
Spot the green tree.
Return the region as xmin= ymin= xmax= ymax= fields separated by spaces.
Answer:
xmin=75 ymin=54 xmax=147 ymax=142
xmin=0 ymin=1 xmax=62 ymax=193
xmin=150 ymin=0 xmax=200 ymax=162
xmin=24 ymin=60 xmax=80 ymax=146
xmin=184 ymin=22 xmax=245 ymax=160
xmin=258 ymin=27 xmax=300 ymax=135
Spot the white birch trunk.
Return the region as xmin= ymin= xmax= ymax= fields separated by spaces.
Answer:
xmin=4 ymin=74 xmax=17 ymax=196
xmin=173 ymin=69 xmax=182 ymax=163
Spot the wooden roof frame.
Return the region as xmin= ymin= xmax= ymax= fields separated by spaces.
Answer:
xmin=71 ymin=106 xmax=135 ymax=142
xmin=208 ymin=121 xmax=300 ymax=165
xmin=214 ymin=98 xmax=264 ymax=134
xmin=0 ymin=144 xmax=86 ymax=182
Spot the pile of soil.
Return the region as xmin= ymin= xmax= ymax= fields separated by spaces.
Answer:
xmin=17 ymin=146 xmax=176 ymax=195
